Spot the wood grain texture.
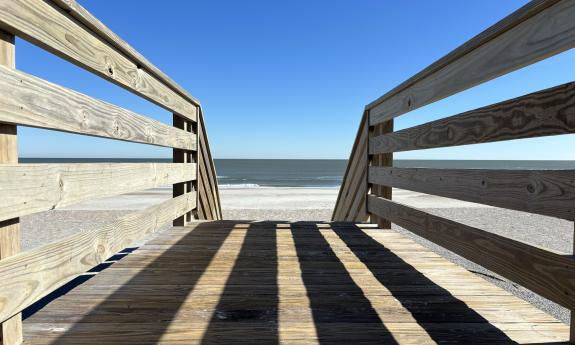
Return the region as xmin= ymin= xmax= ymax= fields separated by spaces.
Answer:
xmin=0 ymin=163 xmax=196 ymax=222
xmin=0 ymin=218 xmax=19 ymax=258
xmin=0 ymin=29 xmax=13 ymax=67
xmin=0 ymin=65 xmax=195 ymax=150
xmin=173 ymin=115 xmax=191 ymax=226
xmin=368 ymin=0 xmax=575 ymax=125
xmin=0 ymin=0 xmax=197 ymax=121
xmin=370 ymin=82 xmax=575 ymax=154
xmin=189 ymin=120 xmax=198 ymax=222
xmin=572 ymin=222 xmax=575 ymax=343
xmin=369 ymin=119 xmax=393 ymax=228
xmin=0 ymin=28 xmax=21 ymax=345
xmin=365 ymin=0 xmax=559 ymax=111
xmin=335 ymin=137 xmax=366 ymax=219
xmin=0 ymin=161 xmax=22 ymax=345
xmin=368 ymin=195 xmax=575 ymax=310
xmin=0 ymin=193 xmax=196 ymax=324
xmin=332 ymin=112 xmax=369 ymax=221
xmin=0 ymin=315 xmax=20 ymax=345
xmin=42 ymin=0 xmax=218 ymax=219
xmin=196 ymin=109 xmax=222 ymax=220
xmin=369 ymin=166 xmax=575 ymax=220
xmin=20 ymin=221 xmax=569 ymax=344
xmin=0 ymin=124 xmax=16 ymax=164
xmin=345 ymin=115 xmax=369 ymax=222
xmin=50 ymin=0 xmax=200 ymax=108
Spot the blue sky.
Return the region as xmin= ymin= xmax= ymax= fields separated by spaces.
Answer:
xmin=16 ymin=0 xmax=575 ymax=159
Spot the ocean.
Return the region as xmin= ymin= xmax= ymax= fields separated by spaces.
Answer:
xmin=19 ymin=158 xmax=575 ymax=189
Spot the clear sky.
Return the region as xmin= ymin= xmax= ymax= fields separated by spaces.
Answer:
xmin=15 ymin=0 xmax=575 ymax=160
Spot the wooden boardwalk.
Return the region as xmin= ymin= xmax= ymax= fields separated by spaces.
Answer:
xmin=1 ymin=1 xmax=574 ymax=344
xmin=22 ymin=221 xmax=568 ymax=344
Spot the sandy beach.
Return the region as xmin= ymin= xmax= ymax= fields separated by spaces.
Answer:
xmin=19 ymin=186 xmax=573 ymax=323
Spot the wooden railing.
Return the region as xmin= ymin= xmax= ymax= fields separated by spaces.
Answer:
xmin=334 ymin=0 xmax=575 ymax=341
xmin=0 ymin=1 xmax=220 ymax=344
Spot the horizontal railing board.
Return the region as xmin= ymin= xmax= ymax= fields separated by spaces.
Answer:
xmin=365 ymin=0 xmax=559 ymax=111
xmin=45 ymin=1 xmax=224 ymax=218
xmin=0 ymin=65 xmax=196 ymax=150
xmin=0 ymin=192 xmax=196 ymax=324
xmin=370 ymin=82 xmax=575 ymax=154
xmin=0 ymin=0 xmax=197 ymax=121
xmin=369 ymin=167 xmax=575 ymax=221
xmin=0 ymin=163 xmax=196 ymax=222
xmin=368 ymin=0 xmax=575 ymax=126
xmin=367 ymin=195 xmax=575 ymax=310
xmin=50 ymin=0 xmax=201 ymax=108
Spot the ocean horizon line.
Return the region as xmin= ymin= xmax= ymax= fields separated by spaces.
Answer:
xmin=18 ymin=157 xmax=575 ymax=161
xmin=18 ymin=158 xmax=575 ymax=189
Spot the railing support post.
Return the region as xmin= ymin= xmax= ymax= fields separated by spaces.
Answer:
xmin=368 ymin=114 xmax=393 ymax=229
xmin=0 ymin=30 xmax=22 ymax=345
xmin=571 ymin=222 xmax=575 ymax=344
xmin=173 ymin=114 xmax=195 ymax=226
xmin=189 ymin=113 xmax=198 ymax=221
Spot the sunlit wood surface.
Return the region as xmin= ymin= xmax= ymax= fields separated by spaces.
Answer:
xmin=23 ymin=221 xmax=568 ymax=344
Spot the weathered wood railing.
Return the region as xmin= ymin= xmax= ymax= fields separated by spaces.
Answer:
xmin=334 ymin=0 xmax=575 ymax=341
xmin=0 ymin=1 xmax=220 ymax=344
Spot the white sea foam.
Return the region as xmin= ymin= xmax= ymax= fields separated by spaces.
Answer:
xmin=219 ymin=183 xmax=261 ymax=189
xmin=316 ymin=176 xmax=343 ymax=180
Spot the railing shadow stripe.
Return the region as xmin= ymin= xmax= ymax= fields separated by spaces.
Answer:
xmin=200 ymin=222 xmax=279 ymax=344
xmin=43 ymin=222 xmax=235 ymax=344
xmin=291 ymin=222 xmax=399 ymax=344
xmin=331 ymin=223 xmax=518 ymax=344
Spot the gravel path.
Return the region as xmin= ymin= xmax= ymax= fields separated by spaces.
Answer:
xmin=223 ymin=208 xmax=334 ymax=221
xmin=21 ymin=210 xmax=131 ymax=251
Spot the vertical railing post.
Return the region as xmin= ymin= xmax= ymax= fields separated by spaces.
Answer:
xmin=367 ymin=111 xmax=393 ymax=228
xmin=189 ymin=109 xmax=199 ymax=221
xmin=173 ymin=113 xmax=194 ymax=226
xmin=571 ymin=223 xmax=575 ymax=344
xmin=0 ymin=30 xmax=22 ymax=345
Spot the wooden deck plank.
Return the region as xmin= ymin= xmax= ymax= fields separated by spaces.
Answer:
xmin=22 ymin=220 xmax=568 ymax=344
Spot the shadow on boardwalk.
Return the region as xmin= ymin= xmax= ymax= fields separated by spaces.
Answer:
xmin=23 ymin=221 xmax=555 ymax=344
xmin=328 ymin=222 xmax=518 ymax=344
xmin=29 ymin=222 xmax=236 ymax=344
xmin=200 ymin=222 xmax=279 ymax=344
